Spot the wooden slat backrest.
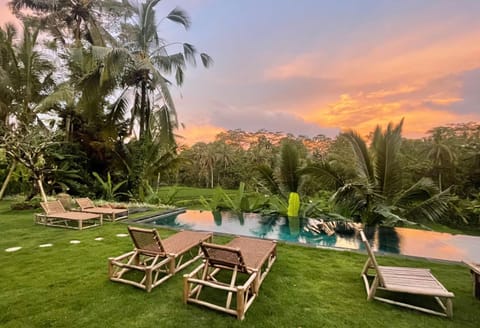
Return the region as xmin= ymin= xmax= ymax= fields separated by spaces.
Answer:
xmin=41 ymin=200 xmax=67 ymax=214
xmin=76 ymin=198 xmax=95 ymax=210
xmin=128 ymin=226 xmax=166 ymax=255
xmin=360 ymin=230 xmax=385 ymax=285
xmin=201 ymin=242 xmax=248 ymax=273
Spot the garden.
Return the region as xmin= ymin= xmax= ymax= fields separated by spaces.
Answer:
xmin=1 ymin=1 xmax=480 ymax=326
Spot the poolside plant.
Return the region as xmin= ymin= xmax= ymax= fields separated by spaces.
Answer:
xmin=331 ymin=120 xmax=452 ymax=226
xmin=92 ymin=172 xmax=127 ymax=201
xmin=198 ymin=187 xmax=224 ymax=211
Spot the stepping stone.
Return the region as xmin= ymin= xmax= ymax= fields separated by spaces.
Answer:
xmin=116 ymin=233 xmax=128 ymax=237
xmin=70 ymin=240 xmax=81 ymax=244
xmin=94 ymin=237 xmax=104 ymax=241
xmin=39 ymin=244 xmax=53 ymax=248
xmin=5 ymin=246 xmax=22 ymax=252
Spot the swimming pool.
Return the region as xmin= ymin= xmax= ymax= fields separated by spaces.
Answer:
xmin=139 ymin=209 xmax=480 ymax=263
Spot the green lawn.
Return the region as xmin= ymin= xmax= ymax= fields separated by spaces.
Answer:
xmin=0 ymin=200 xmax=478 ymax=328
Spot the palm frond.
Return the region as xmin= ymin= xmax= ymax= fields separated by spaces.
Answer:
xmin=343 ymin=130 xmax=374 ymax=184
xmin=166 ymin=7 xmax=191 ymax=29
xmin=183 ymin=43 xmax=197 ymax=66
xmin=373 ymin=204 xmax=423 ymax=227
xmin=371 ymin=119 xmax=403 ymax=199
xmin=255 ymin=164 xmax=283 ymax=197
xmin=299 ymin=161 xmax=345 ymax=190
xmin=36 ymin=83 xmax=75 ymax=112
xmin=200 ymin=53 xmax=213 ymax=68
xmin=394 ymin=177 xmax=439 ymax=207
xmin=156 ymin=75 xmax=178 ymax=127
xmin=107 ymin=89 xmax=130 ymax=124
xmin=404 ymin=187 xmax=451 ymax=222
xmin=279 ymin=141 xmax=301 ymax=193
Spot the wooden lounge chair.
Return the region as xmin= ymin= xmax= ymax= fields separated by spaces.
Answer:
xmin=359 ymin=230 xmax=454 ymax=318
xmin=464 ymin=261 xmax=480 ymax=299
xmin=183 ymin=237 xmax=277 ymax=320
xmin=75 ymin=197 xmax=128 ymax=221
xmin=37 ymin=200 xmax=102 ymax=230
xmin=108 ymin=226 xmax=213 ymax=292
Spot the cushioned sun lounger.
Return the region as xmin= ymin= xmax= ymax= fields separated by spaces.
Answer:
xmin=75 ymin=197 xmax=128 ymax=221
xmin=360 ymin=230 xmax=454 ymax=318
xmin=109 ymin=226 xmax=212 ymax=292
xmin=37 ymin=200 xmax=102 ymax=230
xmin=183 ymin=236 xmax=277 ymax=320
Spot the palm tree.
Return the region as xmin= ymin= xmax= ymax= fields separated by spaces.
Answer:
xmin=427 ymin=128 xmax=456 ymax=191
xmin=101 ymin=0 xmax=213 ymax=141
xmin=330 ymin=119 xmax=451 ymax=225
xmin=0 ymin=22 xmax=55 ymax=198
xmin=9 ymin=0 xmax=120 ymax=46
xmin=256 ymin=140 xmax=306 ymax=217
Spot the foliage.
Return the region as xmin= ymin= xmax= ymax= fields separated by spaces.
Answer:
xmin=92 ymin=171 xmax=127 ymax=201
xmin=331 ymin=120 xmax=452 ymax=226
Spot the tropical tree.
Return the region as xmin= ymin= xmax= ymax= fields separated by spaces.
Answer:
xmin=255 ymin=140 xmax=307 ymax=217
xmin=9 ymin=0 xmax=121 ymax=47
xmin=426 ymin=128 xmax=456 ymax=191
xmin=100 ymin=0 xmax=213 ymax=141
xmin=0 ymin=125 xmax=61 ymax=201
xmin=0 ymin=21 xmax=56 ymax=198
xmin=330 ymin=119 xmax=451 ymax=225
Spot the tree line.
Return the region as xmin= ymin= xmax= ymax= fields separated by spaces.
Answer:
xmin=0 ymin=1 xmax=478 ymax=228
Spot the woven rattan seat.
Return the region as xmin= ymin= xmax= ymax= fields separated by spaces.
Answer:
xmin=183 ymin=236 xmax=277 ymax=320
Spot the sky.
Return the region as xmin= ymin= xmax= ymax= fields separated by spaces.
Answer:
xmin=1 ymin=0 xmax=480 ymax=145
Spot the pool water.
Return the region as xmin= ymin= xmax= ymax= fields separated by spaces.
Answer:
xmin=142 ymin=210 xmax=480 ymax=263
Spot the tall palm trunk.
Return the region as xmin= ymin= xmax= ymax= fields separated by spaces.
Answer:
xmin=139 ymin=81 xmax=147 ymax=139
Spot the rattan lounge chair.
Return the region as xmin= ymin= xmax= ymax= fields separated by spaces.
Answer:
xmin=37 ymin=200 xmax=102 ymax=230
xmin=75 ymin=197 xmax=128 ymax=221
xmin=108 ymin=226 xmax=213 ymax=292
xmin=359 ymin=230 xmax=454 ymax=318
xmin=183 ymin=236 xmax=277 ymax=320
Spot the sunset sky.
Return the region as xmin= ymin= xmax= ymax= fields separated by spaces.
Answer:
xmin=1 ymin=0 xmax=479 ymax=145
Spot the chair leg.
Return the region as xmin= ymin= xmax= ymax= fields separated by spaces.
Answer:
xmin=445 ymin=298 xmax=453 ymax=318
xmin=226 ymin=266 xmax=238 ymax=309
xmin=367 ymin=276 xmax=379 ymax=301
xmin=237 ymin=286 xmax=245 ymax=320
xmin=145 ymin=268 xmax=152 ymax=292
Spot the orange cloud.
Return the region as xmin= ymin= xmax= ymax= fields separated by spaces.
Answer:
xmin=305 ymin=93 xmax=478 ymax=138
xmin=177 ymin=124 xmax=225 ymax=146
xmin=264 ymin=23 xmax=480 ymax=87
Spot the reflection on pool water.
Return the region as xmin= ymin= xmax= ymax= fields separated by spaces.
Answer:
xmin=143 ymin=210 xmax=480 ymax=263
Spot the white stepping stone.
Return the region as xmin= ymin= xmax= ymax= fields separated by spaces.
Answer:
xmin=39 ymin=244 xmax=53 ymax=248
xmin=70 ymin=240 xmax=81 ymax=244
xmin=116 ymin=233 xmax=128 ymax=237
xmin=5 ymin=246 xmax=22 ymax=252
xmin=94 ymin=237 xmax=104 ymax=241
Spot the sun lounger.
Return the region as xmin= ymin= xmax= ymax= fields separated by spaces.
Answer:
xmin=109 ymin=226 xmax=212 ymax=292
xmin=37 ymin=200 xmax=102 ymax=230
xmin=75 ymin=197 xmax=128 ymax=221
xmin=359 ymin=230 xmax=454 ymax=317
xmin=464 ymin=261 xmax=480 ymax=299
xmin=183 ymin=236 xmax=277 ymax=320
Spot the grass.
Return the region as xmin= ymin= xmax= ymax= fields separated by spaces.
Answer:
xmin=0 ymin=200 xmax=479 ymax=328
